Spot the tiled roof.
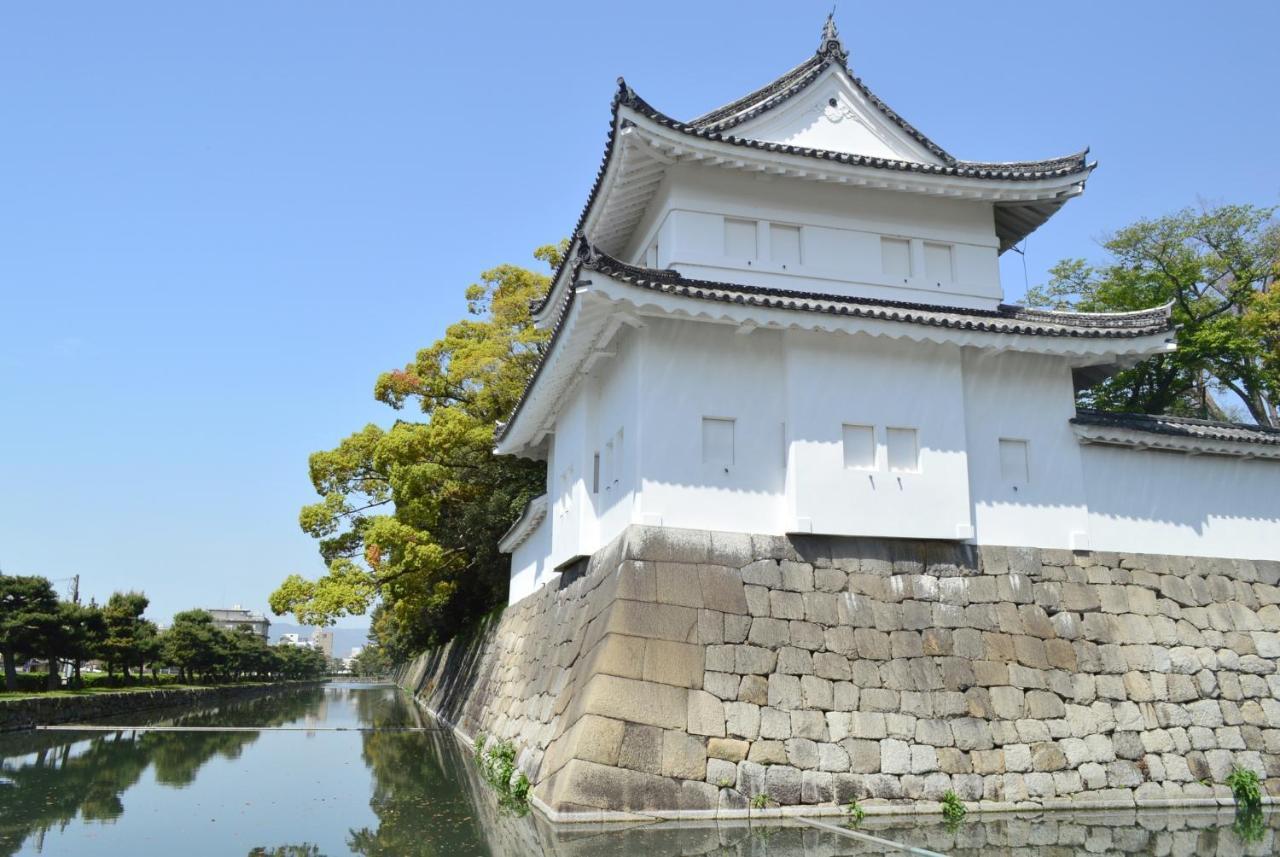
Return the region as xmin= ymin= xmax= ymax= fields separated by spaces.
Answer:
xmin=578 ymin=246 xmax=1173 ymax=339
xmin=1072 ymin=409 xmax=1280 ymax=448
xmin=625 ymin=87 xmax=1092 ymax=182
xmin=531 ymin=21 xmax=1092 ymax=315
xmin=498 ymin=245 xmax=1173 ymax=444
xmin=685 ymin=17 xmax=1090 ymax=181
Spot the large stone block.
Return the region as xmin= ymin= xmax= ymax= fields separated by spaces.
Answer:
xmin=741 ymin=559 xmax=782 ymax=588
xmin=660 ymin=730 xmax=708 ymax=780
xmin=698 ymin=565 xmax=749 ymax=614
xmin=707 ymin=737 xmax=749 ymax=762
xmin=765 ymin=765 xmax=803 ymax=804
xmin=642 ymin=639 xmax=704 ymax=689
xmin=748 ymin=617 xmax=791 ymax=648
xmin=724 ymin=701 xmax=760 ymax=740
xmin=604 ymin=600 xmax=698 ymax=643
xmin=881 ymin=738 xmax=911 ymax=774
xmin=543 ymin=758 xmax=681 ymax=813
xmin=685 ymin=690 xmax=727 ymax=738
xmin=579 ymin=674 xmax=688 ymax=731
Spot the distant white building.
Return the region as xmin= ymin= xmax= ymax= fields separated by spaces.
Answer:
xmin=207 ymin=606 xmax=270 ymax=639
xmin=497 ymin=17 xmax=1280 ymax=604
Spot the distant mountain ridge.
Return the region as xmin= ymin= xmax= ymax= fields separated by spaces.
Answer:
xmin=269 ymin=622 xmax=370 ymax=657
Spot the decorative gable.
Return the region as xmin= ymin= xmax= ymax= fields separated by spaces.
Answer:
xmin=726 ymin=65 xmax=946 ymax=165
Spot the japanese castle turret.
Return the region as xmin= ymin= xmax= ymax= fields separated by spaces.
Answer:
xmin=496 ymin=17 xmax=1280 ymax=605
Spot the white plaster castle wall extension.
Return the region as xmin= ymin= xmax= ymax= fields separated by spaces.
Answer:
xmin=495 ymin=16 xmax=1280 ymax=606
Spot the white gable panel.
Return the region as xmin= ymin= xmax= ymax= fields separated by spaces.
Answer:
xmin=731 ymin=66 xmax=945 ymax=165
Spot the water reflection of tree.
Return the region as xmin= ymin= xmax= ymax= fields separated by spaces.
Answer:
xmin=0 ymin=689 xmax=324 ymax=857
xmin=347 ymin=729 xmax=504 ymax=857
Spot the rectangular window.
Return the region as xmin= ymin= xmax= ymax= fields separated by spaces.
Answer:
xmin=842 ymin=424 xmax=876 ymax=469
xmin=613 ymin=428 xmax=624 ymax=487
xmin=999 ymin=438 xmax=1029 ymax=484
xmin=886 ymin=427 xmax=919 ymax=473
xmin=603 ymin=440 xmax=614 ymax=491
xmin=592 ymin=452 xmax=601 ymax=494
xmin=725 ymin=218 xmax=757 ymax=260
xmin=702 ymin=417 xmax=735 ymax=466
xmin=770 ymin=224 xmax=801 ymax=266
xmin=881 ymin=237 xmax=912 ymax=279
xmin=924 ymin=242 xmax=954 ymax=284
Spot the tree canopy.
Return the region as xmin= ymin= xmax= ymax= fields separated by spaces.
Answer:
xmin=270 ymin=243 xmax=561 ymax=659
xmin=0 ymin=573 xmax=329 ymax=691
xmin=1026 ymin=203 xmax=1279 ymax=424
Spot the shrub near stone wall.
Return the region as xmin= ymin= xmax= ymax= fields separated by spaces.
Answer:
xmin=399 ymin=525 xmax=1280 ymax=819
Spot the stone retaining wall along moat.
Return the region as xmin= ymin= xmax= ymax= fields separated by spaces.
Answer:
xmin=395 ymin=525 xmax=1280 ymax=820
xmin=0 ymin=681 xmax=323 ymax=732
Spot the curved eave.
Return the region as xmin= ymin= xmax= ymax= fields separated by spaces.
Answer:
xmin=1072 ymin=423 xmax=1280 ymax=461
xmin=501 ymin=262 xmax=1173 ymax=457
xmin=498 ymin=494 xmax=549 ymax=553
xmin=592 ymin=102 xmax=1093 ymax=256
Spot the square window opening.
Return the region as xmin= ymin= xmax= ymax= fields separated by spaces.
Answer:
xmin=881 ymin=237 xmax=912 ymax=279
xmin=770 ymin=223 xmax=801 ymax=266
xmin=886 ymin=427 xmax=919 ymax=473
xmin=725 ymin=218 xmax=757 ymax=260
xmin=702 ymin=417 xmax=735 ymax=466
xmin=924 ymin=242 xmax=954 ymax=284
xmin=999 ymin=438 xmax=1030 ymax=484
xmin=842 ymin=424 xmax=876 ymax=469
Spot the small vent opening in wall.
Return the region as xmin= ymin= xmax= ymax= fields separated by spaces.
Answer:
xmin=702 ymin=417 xmax=735 ymax=467
xmin=887 ymin=427 xmax=919 ymax=473
xmin=1000 ymin=438 xmax=1029 ymax=485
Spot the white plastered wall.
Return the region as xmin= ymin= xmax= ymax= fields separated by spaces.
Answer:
xmin=634 ymin=318 xmax=787 ymax=534
xmin=1080 ymin=444 xmax=1280 ymax=561
xmin=962 ymin=349 xmax=1092 ymax=550
xmin=624 ymin=165 xmax=1003 ymax=310
xmin=783 ymin=331 xmax=973 ymax=539
xmin=510 ymin=317 xmax=1280 ymax=603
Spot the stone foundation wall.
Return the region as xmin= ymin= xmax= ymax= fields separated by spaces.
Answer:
xmin=0 ymin=680 xmax=325 ymax=732
xmin=397 ymin=525 xmax=1280 ymax=819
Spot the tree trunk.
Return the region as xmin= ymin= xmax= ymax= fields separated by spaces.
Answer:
xmin=46 ymin=653 xmax=60 ymax=690
xmin=2 ymin=647 xmax=16 ymax=691
xmin=73 ymin=659 xmax=82 ymax=688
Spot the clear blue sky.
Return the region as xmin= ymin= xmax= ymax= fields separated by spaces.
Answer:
xmin=2 ymin=2 xmax=1278 ymax=626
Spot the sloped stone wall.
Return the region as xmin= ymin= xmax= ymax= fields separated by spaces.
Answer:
xmin=397 ymin=525 xmax=1280 ymax=819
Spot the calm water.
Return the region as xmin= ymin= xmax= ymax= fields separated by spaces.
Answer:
xmin=1 ymin=682 xmax=1276 ymax=856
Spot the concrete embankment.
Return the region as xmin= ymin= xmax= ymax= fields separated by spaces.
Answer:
xmin=0 ymin=681 xmax=324 ymax=732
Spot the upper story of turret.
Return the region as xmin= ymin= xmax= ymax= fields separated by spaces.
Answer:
xmin=547 ymin=15 xmax=1095 ymax=315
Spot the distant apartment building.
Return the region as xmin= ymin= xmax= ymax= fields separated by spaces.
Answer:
xmin=311 ymin=628 xmax=334 ymax=660
xmin=206 ymin=606 xmax=270 ymax=640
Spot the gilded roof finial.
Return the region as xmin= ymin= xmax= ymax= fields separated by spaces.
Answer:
xmin=818 ymin=9 xmax=848 ymax=63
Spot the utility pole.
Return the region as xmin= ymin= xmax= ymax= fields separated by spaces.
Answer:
xmin=70 ymin=574 xmax=80 ymax=605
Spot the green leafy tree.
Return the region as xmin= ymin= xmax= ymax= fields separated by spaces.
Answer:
xmin=57 ymin=600 xmax=107 ymax=687
xmin=271 ymin=244 xmax=562 ymax=656
xmin=272 ymin=644 xmax=328 ymax=680
xmin=101 ymin=591 xmax=157 ymax=683
xmin=0 ymin=575 xmax=61 ymax=691
xmin=350 ymin=644 xmax=391 ymax=677
xmin=159 ymin=610 xmax=223 ymax=682
xmin=1026 ymin=203 xmax=1279 ymax=424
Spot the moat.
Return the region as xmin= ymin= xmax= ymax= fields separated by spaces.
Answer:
xmin=1 ymin=682 xmax=1275 ymax=856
